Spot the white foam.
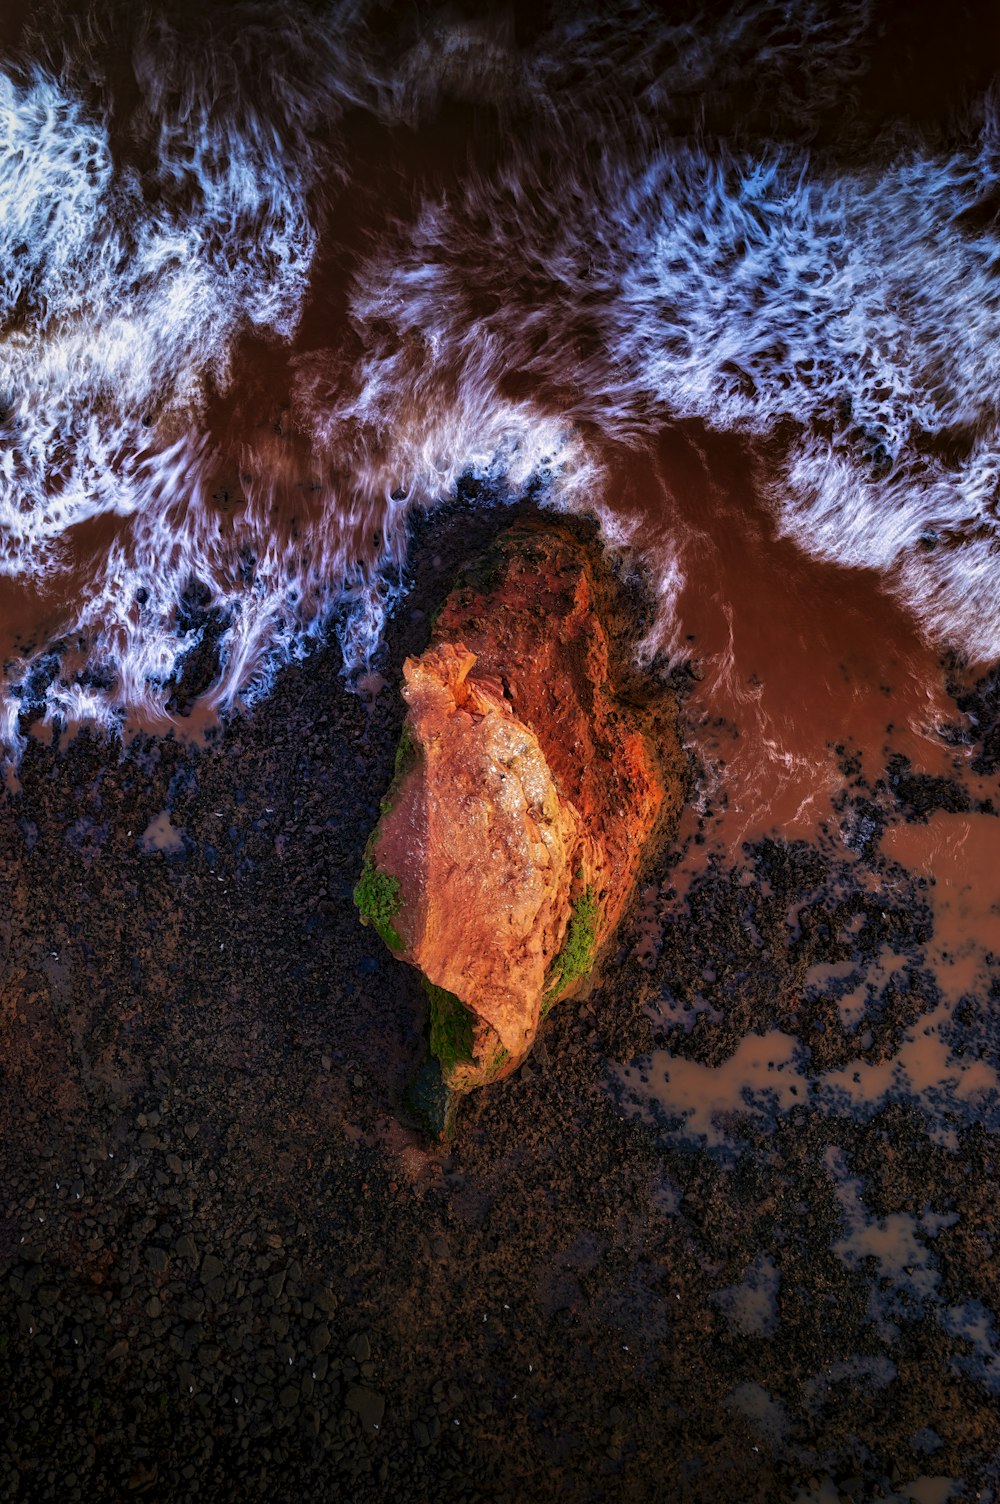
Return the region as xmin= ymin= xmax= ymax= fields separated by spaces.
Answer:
xmin=6 ymin=4 xmax=1000 ymax=748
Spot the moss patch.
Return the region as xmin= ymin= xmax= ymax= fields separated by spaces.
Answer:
xmin=454 ymin=541 xmax=508 ymax=598
xmin=542 ymin=886 xmax=599 ymax=1013
xmin=379 ymin=722 xmax=419 ymax=817
xmin=353 ymin=857 xmax=404 ymax=951
xmin=424 ymin=979 xmax=475 ymax=1076
xmin=480 ymin=1041 xmax=510 ymax=1082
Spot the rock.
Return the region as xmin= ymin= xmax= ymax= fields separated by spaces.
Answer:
xmin=200 ymin=1254 xmax=225 ymax=1284
xmin=145 ymin=1246 xmax=169 ymax=1274
xmin=356 ymin=521 xmax=685 ymax=1124
xmin=345 ymin=1385 xmax=385 ymax=1435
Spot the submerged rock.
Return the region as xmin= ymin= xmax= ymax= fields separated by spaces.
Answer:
xmin=356 ymin=520 xmax=686 ymax=1131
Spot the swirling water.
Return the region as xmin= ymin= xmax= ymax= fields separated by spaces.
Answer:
xmin=2 ymin=0 xmax=1000 ymax=957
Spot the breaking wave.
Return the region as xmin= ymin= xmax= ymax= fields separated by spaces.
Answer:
xmin=2 ymin=0 xmax=1000 ymax=754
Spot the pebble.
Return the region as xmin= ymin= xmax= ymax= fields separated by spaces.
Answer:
xmin=345 ymin=1386 xmax=384 ymax=1436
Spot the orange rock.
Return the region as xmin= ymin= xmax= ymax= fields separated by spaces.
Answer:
xmin=356 ymin=521 xmax=686 ymax=1121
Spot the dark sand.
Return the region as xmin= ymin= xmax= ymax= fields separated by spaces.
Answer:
xmin=2 ymin=498 xmax=999 ymax=1503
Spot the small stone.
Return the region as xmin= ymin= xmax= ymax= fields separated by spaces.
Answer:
xmin=184 ymin=1122 xmax=200 ymax=1140
xmin=310 ymin=1324 xmax=330 ymax=1354
xmin=145 ymin=1296 xmax=162 ymax=1319
xmin=345 ymin=1386 xmax=384 ymax=1435
xmin=200 ymin=1254 xmax=225 ymax=1283
xmin=108 ymin=1340 xmax=128 ymax=1360
xmin=145 ymin=1246 xmax=169 ymax=1274
xmin=175 ymin=1234 xmax=198 ymax=1262
xmin=353 ymin=1073 xmax=364 ymax=1089
xmin=267 ymin=1271 xmax=286 ymax=1300
xmin=279 ymin=1384 xmax=299 ymax=1409
xmin=348 ymin=1333 xmax=371 ymax=1362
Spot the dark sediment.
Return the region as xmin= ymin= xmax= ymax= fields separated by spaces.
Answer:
xmin=1 ymin=495 xmax=999 ymax=1503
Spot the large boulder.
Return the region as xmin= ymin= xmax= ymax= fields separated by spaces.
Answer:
xmin=355 ymin=520 xmax=686 ymax=1132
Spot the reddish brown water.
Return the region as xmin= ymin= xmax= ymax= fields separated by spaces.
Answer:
xmin=620 ymin=427 xmax=974 ymax=843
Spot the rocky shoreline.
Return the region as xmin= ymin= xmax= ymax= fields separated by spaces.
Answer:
xmin=2 ymin=495 xmax=999 ymax=1503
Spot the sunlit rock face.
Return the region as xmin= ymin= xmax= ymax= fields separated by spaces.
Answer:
xmin=357 ymin=521 xmax=686 ymax=1125
xmin=377 ymin=641 xmax=596 ymax=1059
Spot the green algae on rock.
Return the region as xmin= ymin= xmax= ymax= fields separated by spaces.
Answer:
xmin=355 ymin=520 xmax=686 ymax=1135
xmin=542 ymin=885 xmax=600 ymax=1017
xmin=353 ymin=856 xmax=403 ymax=952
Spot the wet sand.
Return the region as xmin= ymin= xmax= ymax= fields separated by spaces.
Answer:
xmin=2 ymin=496 xmax=999 ymax=1503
